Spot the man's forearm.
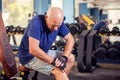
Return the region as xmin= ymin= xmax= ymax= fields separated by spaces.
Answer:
xmin=30 ymin=47 xmax=53 ymax=64
xmin=63 ymin=36 xmax=74 ymax=57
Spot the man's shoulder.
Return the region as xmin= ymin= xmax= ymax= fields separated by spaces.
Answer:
xmin=31 ymin=14 xmax=45 ymax=24
xmin=34 ymin=14 xmax=45 ymax=19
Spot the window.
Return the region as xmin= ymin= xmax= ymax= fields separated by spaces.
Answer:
xmin=2 ymin=0 xmax=33 ymax=27
xmin=2 ymin=0 xmax=33 ymax=46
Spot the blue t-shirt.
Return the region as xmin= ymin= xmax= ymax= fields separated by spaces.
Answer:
xmin=18 ymin=15 xmax=70 ymax=65
xmin=92 ymin=21 xmax=107 ymax=30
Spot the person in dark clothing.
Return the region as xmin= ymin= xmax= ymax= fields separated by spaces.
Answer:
xmin=92 ymin=20 xmax=109 ymax=30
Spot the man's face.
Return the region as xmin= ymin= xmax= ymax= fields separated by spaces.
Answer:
xmin=49 ymin=20 xmax=61 ymax=31
xmin=45 ymin=15 xmax=63 ymax=32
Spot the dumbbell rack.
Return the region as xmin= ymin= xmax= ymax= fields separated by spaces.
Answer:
xmin=77 ymin=30 xmax=120 ymax=73
xmin=77 ymin=30 xmax=90 ymax=72
xmin=96 ymin=34 xmax=120 ymax=69
xmin=85 ymin=30 xmax=98 ymax=72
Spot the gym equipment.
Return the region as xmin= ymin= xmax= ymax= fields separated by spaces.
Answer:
xmin=77 ymin=30 xmax=90 ymax=72
xmin=18 ymin=66 xmax=38 ymax=80
xmin=111 ymin=26 xmax=120 ymax=36
xmin=20 ymin=27 xmax=25 ymax=34
xmin=98 ymin=26 xmax=109 ymax=36
xmin=6 ymin=25 xmax=16 ymax=35
xmin=69 ymin=23 xmax=87 ymax=35
xmin=15 ymin=26 xmax=21 ymax=34
xmin=69 ymin=24 xmax=78 ymax=35
xmin=55 ymin=37 xmax=66 ymax=48
xmin=0 ymin=13 xmax=17 ymax=79
xmin=50 ymin=45 xmax=57 ymax=50
xmin=12 ymin=46 xmax=19 ymax=52
xmin=94 ymin=40 xmax=111 ymax=59
xmin=65 ymin=23 xmax=70 ymax=28
xmin=5 ymin=25 xmax=17 ymax=45
xmin=60 ymin=46 xmax=65 ymax=51
xmin=107 ymin=41 xmax=120 ymax=60
xmin=85 ymin=30 xmax=102 ymax=72
xmin=81 ymin=14 xmax=95 ymax=30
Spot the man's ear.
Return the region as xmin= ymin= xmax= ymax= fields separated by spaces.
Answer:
xmin=45 ymin=15 xmax=48 ymax=19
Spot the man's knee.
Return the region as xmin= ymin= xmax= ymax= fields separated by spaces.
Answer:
xmin=51 ymin=67 xmax=66 ymax=78
xmin=51 ymin=67 xmax=62 ymax=75
xmin=67 ymin=53 xmax=75 ymax=64
xmin=51 ymin=67 xmax=69 ymax=80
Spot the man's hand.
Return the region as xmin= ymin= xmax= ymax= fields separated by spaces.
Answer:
xmin=51 ymin=56 xmax=68 ymax=70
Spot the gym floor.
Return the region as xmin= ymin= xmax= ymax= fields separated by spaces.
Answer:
xmin=1 ymin=57 xmax=120 ymax=80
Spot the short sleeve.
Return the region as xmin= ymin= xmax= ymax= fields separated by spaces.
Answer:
xmin=27 ymin=18 xmax=41 ymax=40
xmin=58 ymin=22 xmax=70 ymax=37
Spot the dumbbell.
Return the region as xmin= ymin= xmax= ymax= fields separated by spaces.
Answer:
xmin=94 ymin=40 xmax=111 ymax=59
xmin=12 ymin=46 xmax=19 ymax=53
xmin=69 ymin=23 xmax=87 ymax=35
xmin=98 ymin=26 xmax=109 ymax=36
xmin=50 ymin=46 xmax=57 ymax=50
xmin=1 ymin=70 xmax=9 ymax=80
xmin=65 ymin=23 xmax=70 ymax=28
xmin=60 ymin=46 xmax=65 ymax=51
xmin=111 ymin=26 xmax=120 ymax=36
xmin=107 ymin=41 xmax=120 ymax=60
xmin=6 ymin=25 xmax=16 ymax=35
xmin=15 ymin=26 xmax=22 ymax=34
xmin=69 ymin=23 xmax=79 ymax=35
xmin=5 ymin=26 xmax=10 ymax=34
xmin=20 ymin=27 xmax=25 ymax=34
xmin=55 ymin=39 xmax=66 ymax=47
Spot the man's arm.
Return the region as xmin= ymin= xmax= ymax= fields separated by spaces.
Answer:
xmin=63 ymin=32 xmax=74 ymax=57
xmin=29 ymin=36 xmax=69 ymax=80
xmin=29 ymin=36 xmax=54 ymax=64
xmin=51 ymin=32 xmax=73 ymax=80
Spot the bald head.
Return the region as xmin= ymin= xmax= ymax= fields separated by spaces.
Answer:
xmin=46 ymin=7 xmax=64 ymax=21
xmin=45 ymin=7 xmax=64 ymax=31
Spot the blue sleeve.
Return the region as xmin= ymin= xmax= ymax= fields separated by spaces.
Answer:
xmin=58 ymin=22 xmax=70 ymax=37
xmin=27 ymin=18 xmax=41 ymax=40
xmin=92 ymin=21 xmax=107 ymax=30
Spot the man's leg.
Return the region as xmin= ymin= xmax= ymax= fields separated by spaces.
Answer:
xmin=51 ymin=67 xmax=69 ymax=80
xmin=24 ymin=50 xmax=75 ymax=79
xmin=64 ymin=54 xmax=75 ymax=75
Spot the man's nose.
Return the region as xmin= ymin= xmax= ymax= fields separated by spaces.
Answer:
xmin=54 ymin=26 xmax=58 ymax=30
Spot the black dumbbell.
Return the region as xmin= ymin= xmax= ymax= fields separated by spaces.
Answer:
xmin=69 ymin=23 xmax=87 ymax=35
xmin=94 ymin=40 xmax=111 ymax=59
xmin=60 ymin=46 xmax=65 ymax=51
xmin=20 ymin=71 xmax=30 ymax=80
xmin=111 ymin=26 xmax=119 ymax=36
xmin=107 ymin=41 xmax=120 ymax=60
xmin=15 ymin=26 xmax=22 ymax=34
xmin=20 ymin=27 xmax=25 ymax=34
xmin=5 ymin=26 xmax=10 ymax=34
xmin=50 ymin=46 xmax=57 ymax=50
xmin=12 ymin=46 xmax=19 ymax=52
xmin=55 ymin=39 xmax=66 ymax=47
xmin=69 ymin=23 xmax=79 ymax=35
xmin=65 ymin=23 xmax=70 ymax=29
xmin=6 ymin=25 xmax=16 ymax=35
xmin=99 ymin=27 xmax=109 ymax=36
